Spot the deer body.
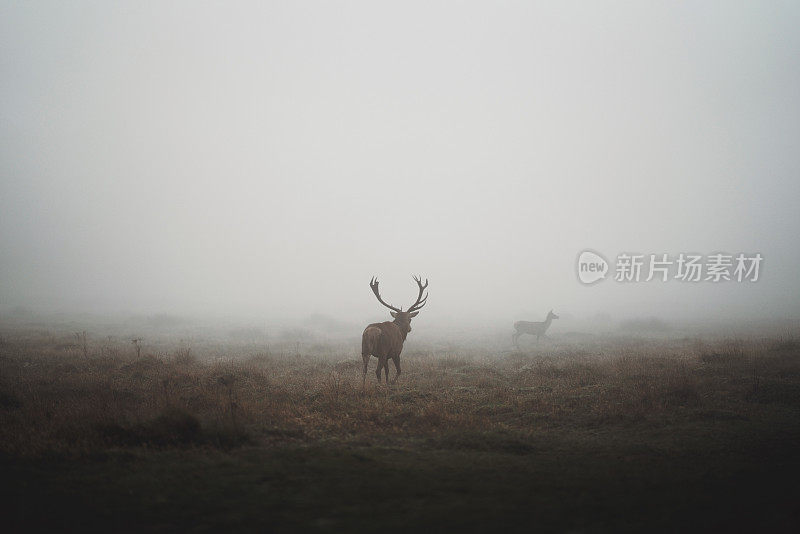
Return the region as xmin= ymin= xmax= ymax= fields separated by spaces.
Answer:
xmin=361 ymin=276 xmax=428 ymax=386
xmin=362 ymin=321 xmax=406 ymax=383
xmin=513 ymin=310 xmax=559 ymax=347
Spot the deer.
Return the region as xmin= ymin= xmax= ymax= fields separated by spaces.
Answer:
xmin=512 ymin=310 xmax=559 ymax=347
xmin=362 ymin=275 xmax=428 ymax=387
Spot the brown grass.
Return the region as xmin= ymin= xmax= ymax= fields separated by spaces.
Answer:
xmin=1 ymin=330 xmax=800 ymax=532
xmin=1 ymin=332 xmax=798 ymax=457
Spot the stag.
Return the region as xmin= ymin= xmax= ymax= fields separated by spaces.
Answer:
xmin=512 ymin=310 xmax=559 ymax=347
xmin=362 ymin=275 xmax=428 ymax=386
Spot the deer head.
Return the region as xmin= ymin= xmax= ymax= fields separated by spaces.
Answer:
xmin=547 ymin=310 xmax=559 ymax=320
xmin=369 ymin=275 xmax=428 ymax=334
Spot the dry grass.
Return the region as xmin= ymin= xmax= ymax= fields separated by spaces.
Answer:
xmin=1 ymin=332 xmax=798 ymax=457
xmin=1 ymin=330 xmax=799 ymax=532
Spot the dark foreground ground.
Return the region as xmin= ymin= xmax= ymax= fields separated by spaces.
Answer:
xmin=1 ymin=331 xmax=799 ymax=532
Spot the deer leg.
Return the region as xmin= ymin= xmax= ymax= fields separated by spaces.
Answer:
xmin=383 ymin=362 xmax=389 ymax=383
xmin=391 ymin=357 xmax=401 ymax=384
xmin=512 ymin=331 xmax=520 ymax=348
xmin=362 ymin=354 xmax=370 ymax=388
xmin=375 ymin=357 xmax=384 ymax=383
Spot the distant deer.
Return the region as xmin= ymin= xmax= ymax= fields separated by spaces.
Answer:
xmin=513 ymin=310 xmax=559 ymax=347
xmin=362 ymin=276 xmax=428 ymax=386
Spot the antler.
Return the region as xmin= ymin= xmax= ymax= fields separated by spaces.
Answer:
xmin=406 ymin=275 xmax=429 ymax=312
xmin=369 ymin=277 xmax=402 ymax=312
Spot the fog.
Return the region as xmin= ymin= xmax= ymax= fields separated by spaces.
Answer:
xmin=2 ymin=1 xmax=799 ymax=332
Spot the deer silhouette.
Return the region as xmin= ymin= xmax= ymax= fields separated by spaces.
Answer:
xmin=513 ymin=310 xmax=559 ymax=347
xmin=361 ymin=276 xmax=428 ymax=386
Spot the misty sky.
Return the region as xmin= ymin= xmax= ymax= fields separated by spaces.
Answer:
xmin=1 ymin=1 xmax=799 ymax=326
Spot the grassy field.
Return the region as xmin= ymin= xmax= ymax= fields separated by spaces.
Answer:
xmin=1 ymin=329 xmax=799 ymax=532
